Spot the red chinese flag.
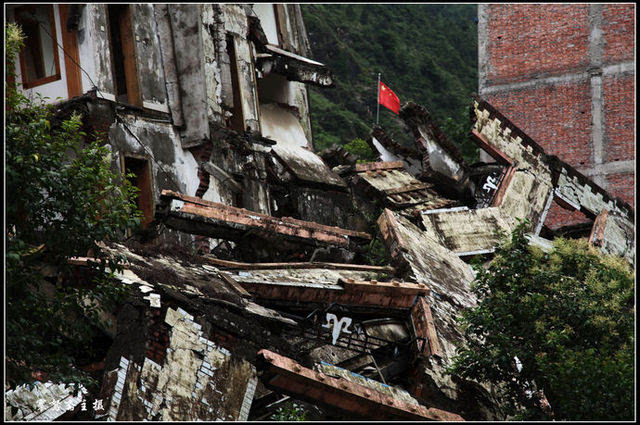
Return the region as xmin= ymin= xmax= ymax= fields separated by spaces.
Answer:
xmin=378 ymin=81 xmax=401 ymax=114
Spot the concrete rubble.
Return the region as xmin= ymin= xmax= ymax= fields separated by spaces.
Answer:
xmin=6 ymin=3 xmax=634 ymax=422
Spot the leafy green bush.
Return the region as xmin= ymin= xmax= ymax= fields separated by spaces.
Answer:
xmin=6 ymin=23 xmax=141 ymax=389
xmin=343 ymin=138 xmax=378 ymax=163
xmin=450 ymin=220 xmax=635 ymax=420
xmin=270 ymin=401 xmax=308 ymax=421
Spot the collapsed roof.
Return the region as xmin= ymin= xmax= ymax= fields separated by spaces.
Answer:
xmin=6 ymin=88 xmax=634 ymax=421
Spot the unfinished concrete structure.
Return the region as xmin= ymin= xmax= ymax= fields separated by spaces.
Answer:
xmin=6 ymin=3 xmax=635 ymax=422
xmin=478 ymin=4 xmax=635 ymax=231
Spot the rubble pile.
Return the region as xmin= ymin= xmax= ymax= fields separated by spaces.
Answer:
xmin=5 ymin=4 xmax=634 ymax=422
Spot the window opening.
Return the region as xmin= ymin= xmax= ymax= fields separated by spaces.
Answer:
xmin=14 ymin=5 xmax=61 ymax=88
xmin=107 ymin=5 xmax=142 ymax=106
xmin=124 ymin=156 xmax=154 ymax=229
xmin=226 ymin=34 xmax=245 ymax=132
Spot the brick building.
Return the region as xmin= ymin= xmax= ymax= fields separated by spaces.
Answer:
xmin=478 ymin=3 xmax=635 ymax=230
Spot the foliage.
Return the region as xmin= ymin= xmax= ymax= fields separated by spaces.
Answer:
xmin=450 ymin=220 xmax=635 ymax=420
xmin=302 ymin=5 xmax=478 ymax=157
xmin=269 ymin=401 xmax=308 ymax=421
xmin=6 ymin=23 xmax=141 ymax=389
xmin=342 ymin=137 xmax=378 ymax=163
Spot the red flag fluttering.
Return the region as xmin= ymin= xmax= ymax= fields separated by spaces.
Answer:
xmin=378 ymin=81 xmax=401 ymax=114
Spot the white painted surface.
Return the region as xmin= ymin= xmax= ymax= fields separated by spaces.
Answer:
xmin=252 ymin=3 xmax=279 ymax=45
xmin=371 ymin=137 xmax=422 ymax=175
xmin=115 ymin=115 xmax=201 ymax=197
xmin=260 ymin=103 xmax=344 ymax=186
xmin=9 ymin=5 xmax=70 ymax=102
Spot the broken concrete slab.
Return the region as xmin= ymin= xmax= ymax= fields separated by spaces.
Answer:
xmin=376 ymin=209 xmax=505 ymax=420
xmin=158 ymin=190 xmax=370 ymax=250
xmin=258 ymin=44 xmax=334 ymax=87
xmin=354 ymin=162 xmax=460 ymax=212
xmin=400 ymin=102 xmax=468 ymax=183
xmin=261 ymin=103 xmax=346 ymax=188
xmin=257 ymin=349 xmax=464 ymax=421
xmin=5 ymin=382 xmax=87 ymax=421
xmin=370 ymin=126 xmax=423 ymax=175
xmin=420 ymin=206 xmax=513 ymax=256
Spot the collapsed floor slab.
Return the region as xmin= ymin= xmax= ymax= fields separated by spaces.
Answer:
xmin=158 ymin=189 xmax=371 ymax=251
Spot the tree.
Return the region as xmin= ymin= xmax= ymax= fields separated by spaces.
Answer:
xmin=342 ymin=137 xmax=378 ymax=163
xmin=450 ymin=220 xmax=635 ymax=420
xmin=6 ymin=23 xmax=141 ymax=389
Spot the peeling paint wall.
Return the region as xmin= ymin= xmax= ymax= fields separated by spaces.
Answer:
xmin=201 ymin=4 xmax=224 ymax=124
xmin=90 ymin=5 xmax=116 ymax=99
xmin=167 ymin=4 xmax=210 ymax=146
xmin=131 ymin=5 xmax=167 ymax=112
xmin=108 ymin=114 xmax=200 ymax=200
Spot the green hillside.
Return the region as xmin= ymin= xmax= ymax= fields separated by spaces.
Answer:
xmin=301 ymin=4 xmax=478 ymax=159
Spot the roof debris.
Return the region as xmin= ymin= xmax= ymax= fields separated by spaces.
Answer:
xmin=7 ymin=3 xmax=632 ymax=419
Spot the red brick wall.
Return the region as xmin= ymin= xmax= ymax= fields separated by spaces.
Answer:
xmin=482 ymin=4 xmax=635 ymax=230
xmin=603 ymin=74 xmax=635 ymax=164
xmin=486 ymin=4 xmax=590 ymax=86
xmin=602 ymin=4 xmax=635 ymax=64
xmin=485 ymin=81 xmax=593 ymax=168
xmin=607 ymin=172 xmax=635 ymax=205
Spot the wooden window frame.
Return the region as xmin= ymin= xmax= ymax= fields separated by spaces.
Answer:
xmin=106 ymin=5 xmax=142 ymax=107
xmin=226 ymin=34 xmax=246 ymax=132
xmin=58 ymin=4 xmax=83 ymax=98
xmin=121 ymin=153 xmax=155 ymax=229
xmin=14 ymin=4 xmax=62 ymax=89
xmin=273 ymin=4 xmax=288 ymax=50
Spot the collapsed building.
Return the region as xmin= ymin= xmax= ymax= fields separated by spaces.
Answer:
xmin=5 ymin=3 xmax=635 ymax=422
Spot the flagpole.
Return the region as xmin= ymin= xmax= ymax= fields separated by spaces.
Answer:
xmin=376 ymin=72 xmax=381 ymax=125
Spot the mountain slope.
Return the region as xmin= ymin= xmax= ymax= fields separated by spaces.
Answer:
xmin=301 ymin=4 xmax=478 ymax=155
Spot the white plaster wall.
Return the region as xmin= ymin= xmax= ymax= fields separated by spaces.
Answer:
xmin=113 ymin=115 xmax=200 ymax=199
xmin=252 ymin=3 xmax=279 ymax=45
xmin=77 ymin=4 xmax=98 ymax=95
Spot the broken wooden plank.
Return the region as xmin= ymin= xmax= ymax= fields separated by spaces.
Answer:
xmin=218 ymin=271 xmax=252 ymax=298
xmin=355 ymin=161 xmax=404 ymax=172
xmin=338 ymin=277 xmax=430 ymax=297
xmin=410 ymin=296 xmax=442 ymax=358
xmin=236 ymin=278 xmax=420 ymax=310
xmin=384 ymin=182 xmax=432 ymax=196
xmin=202 ymin=256 xmax=395 ymax=273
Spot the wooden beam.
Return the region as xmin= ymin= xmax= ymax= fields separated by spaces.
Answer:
xmin=218 ymin=271 xmax=252 ymax=298
xmin=119 ymin=5 xmax=142 ymax=107
xmin=59 ymin=4 xmax=83 ymax=98
xmin=202 ymin=256 xmax=395 ymax=273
